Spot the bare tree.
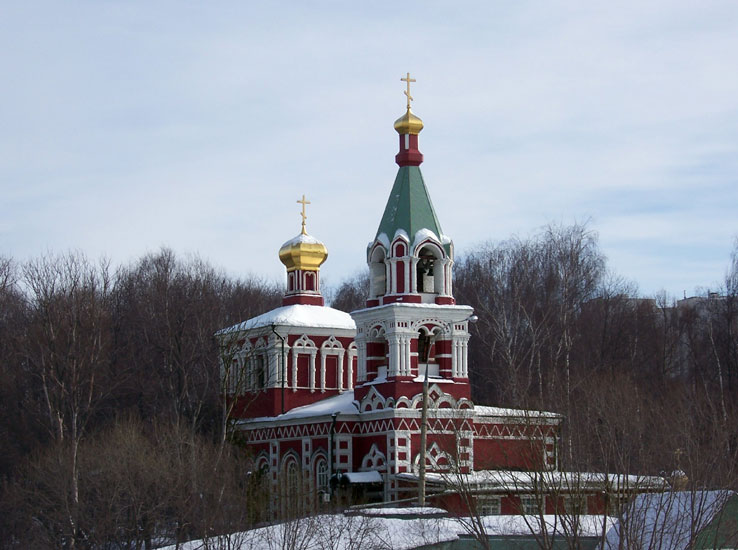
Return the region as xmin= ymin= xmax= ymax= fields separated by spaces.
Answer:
xmin=20 ymin=252 xmax=113 ymax=549
xmin=330 ymin=270 xmax=370 ymax=313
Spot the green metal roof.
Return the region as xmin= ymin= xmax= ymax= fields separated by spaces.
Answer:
xmin=374 ymin=166 xmax=450 ymax=255
xmin=695 ymin=493 xmax=738 ymax=549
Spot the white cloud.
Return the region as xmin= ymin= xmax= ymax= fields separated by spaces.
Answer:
xmin=1 ymin=1 xmax=737 ymax=299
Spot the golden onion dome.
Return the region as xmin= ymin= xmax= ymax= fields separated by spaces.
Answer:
xmin=278 ymin=231 xmax=328 ymax=272
xmin=394 ymin=108 xmax=424 ymax=135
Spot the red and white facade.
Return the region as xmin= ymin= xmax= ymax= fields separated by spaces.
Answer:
xmin=220 ymin=103 xmax=562 ymax=514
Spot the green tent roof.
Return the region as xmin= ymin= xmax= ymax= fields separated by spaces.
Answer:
xmin=373 ymin=166 xmax=451 ymax=255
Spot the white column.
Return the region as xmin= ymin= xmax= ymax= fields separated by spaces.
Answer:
xmin=386 ymin=261 xmax=392 ymax=295
xmin=312 ymin=351 xmax=321 ymax=392
xmin=388 ymin=336 xmax=400 ymax=377
xmin=404 ymin=259 xmax=410 ymax=294
xmin=292 ymin=352 xmax=299 ymax=391
xmin=310 ymin=352 xmax=316 ymax=392
xmin=461 ymin=337 xmax=469 ymax=378
xmin=389 ymin=259 xmax=397 ymax=294
xmin=338 ymin=350 xmax=345 ymax=391
xmin=403 ymin=335 xmax=412 ymax=376
xmin=357 ymin=341 xmax=366 ymax=382
xmin=347 ymin=349 xmax=356 ymax=389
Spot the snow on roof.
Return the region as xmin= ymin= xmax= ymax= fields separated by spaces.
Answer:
xmin=352 ymin=302 xmax=474 ymax=315
xmin=354 ymin=506 xmax=448 ymax=517
xmin=159 ymin=514 xmax=460 ymax=550
xmin=281 ymin=232 xmax=323 ymax=247
xmin=393 ymin=228 xmax=409 ymax=242
xmin=412 ymin=227 xmax=441 ymax=250
xmin=218 ymin=304 xmax=356 ymax=334
xmin=397 ymin=470 xmax=667 ymax=492
xmin=342 ymin=471 xmax=383 ymax=484
xmin=158 ymin=512 xmax=615 ymax=550
xmin=482 ymin=514 xmax=616 ymax=537
xmin=239 ymin=390 xmax=359 ymax=424
xmin=374 ymin=232 xmax=391 ymax=250
xmin=474 ymin=404 xmax=562 ymax=419
xmin=600 ymin=490 xmax=735 ymax=550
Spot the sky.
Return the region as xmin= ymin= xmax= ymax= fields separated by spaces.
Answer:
xmin=2 ymin=1 xmax=737 ymax=299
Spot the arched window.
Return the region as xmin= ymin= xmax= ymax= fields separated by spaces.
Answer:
xmin=254 ymin=354 xmax=266 ymax=389
xmin=281 ymin=455 xmax=301 ymax=518
xmin=305 ymin=271 xmax=316 ymax=291
xmin=370 ymin=247 xmax=386 ymax=297
xmin=418 ymin=326 xmax=441 ymax=377
xmin=315 ymin=458 xmax=329 ymax=492
xmin=287 ymin=460 xmax=299 ymax=495
xmin=418 ymin=331 xmax=430 ymax=363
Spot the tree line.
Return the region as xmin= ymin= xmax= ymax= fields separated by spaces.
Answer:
xmin=334 ymin=224 xmax=738 ymax=489
xmin=0 ymin=249 xmax=282 ymax=548
xmin=2 ymin=224 xmax=737 ymax=547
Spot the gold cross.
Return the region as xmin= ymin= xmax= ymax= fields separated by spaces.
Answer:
xmin=401 ymin=72 xmax=416 ymax=110
xmin=297 ymin=194 xmax=311 ymax=234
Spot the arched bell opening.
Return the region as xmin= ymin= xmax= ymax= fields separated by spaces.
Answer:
xmin=415 ymin=242 xmax=446 ymax=301
xmin=369 ymin=246 xmax=387 ymax=298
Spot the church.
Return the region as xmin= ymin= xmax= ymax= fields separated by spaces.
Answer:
xmin=218 ymin=77 xmax=643 ymax=517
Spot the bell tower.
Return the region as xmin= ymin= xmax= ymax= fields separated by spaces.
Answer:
xmin=353 ymin=75 xmax=474 ymax=406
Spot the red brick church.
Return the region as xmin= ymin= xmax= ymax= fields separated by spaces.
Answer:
xmin=219 ymin=78 xmax=645 ymax=517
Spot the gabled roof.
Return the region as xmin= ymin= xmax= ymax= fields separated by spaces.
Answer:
xmin=374 ymin=166 xmax=451 ymax=256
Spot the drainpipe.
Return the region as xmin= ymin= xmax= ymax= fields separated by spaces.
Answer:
xmin=270 ymin=325 xmax=286 ymax=415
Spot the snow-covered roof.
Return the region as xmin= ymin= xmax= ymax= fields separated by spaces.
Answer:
xmin=474 ymin=404 xmax=562 ymax=419
xmin=352 ymin=302 xmax=473 ymax=315
xmin=158 ymin=512 xmax=615 ymax=550
xmin=397 ymin=470 xmax=667 ymax=493
xmin=238 ymin=391 xmax=359 ymax=424
xmin=354 ymin=506 xmax=448 ymax=517
xmin=281 ymin=232 xmax=323 ymax=247
xmin=218 ymin=304 xmax=356 ymax=334
xmin=342 ymin=471 xmax=383 ymax=484
xmin=482 ymin=514 xmax=615 ymax=537
xmin=601 ymin=490 xmax=735 ymax=550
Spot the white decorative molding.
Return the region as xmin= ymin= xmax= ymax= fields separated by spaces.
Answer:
xmin=361 ymin=443 xmax=387 ymax=471
xmin=360 ymin=385 xmax=387 ymax=412
xmin=412 ymin=441 xmax=456 ymax=473
xmin=320 ymin=335 xmax=346 ymax=392
xmin=395 ymin=383 xmax=459 ymax=410
xmin=292 ymin=334 xmax=317 ymax=392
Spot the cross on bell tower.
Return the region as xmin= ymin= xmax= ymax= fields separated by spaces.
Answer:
xmin=351 ymin=75 xmax=473 ymax=413
xmin=401 ymin=72 xmax=416 ymax=110
xmin=297 ymin=194 xmax=311 ymax=235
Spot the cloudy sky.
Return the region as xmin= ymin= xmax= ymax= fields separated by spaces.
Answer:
xmin=2 ymin=1 xmax=737 ymax=298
